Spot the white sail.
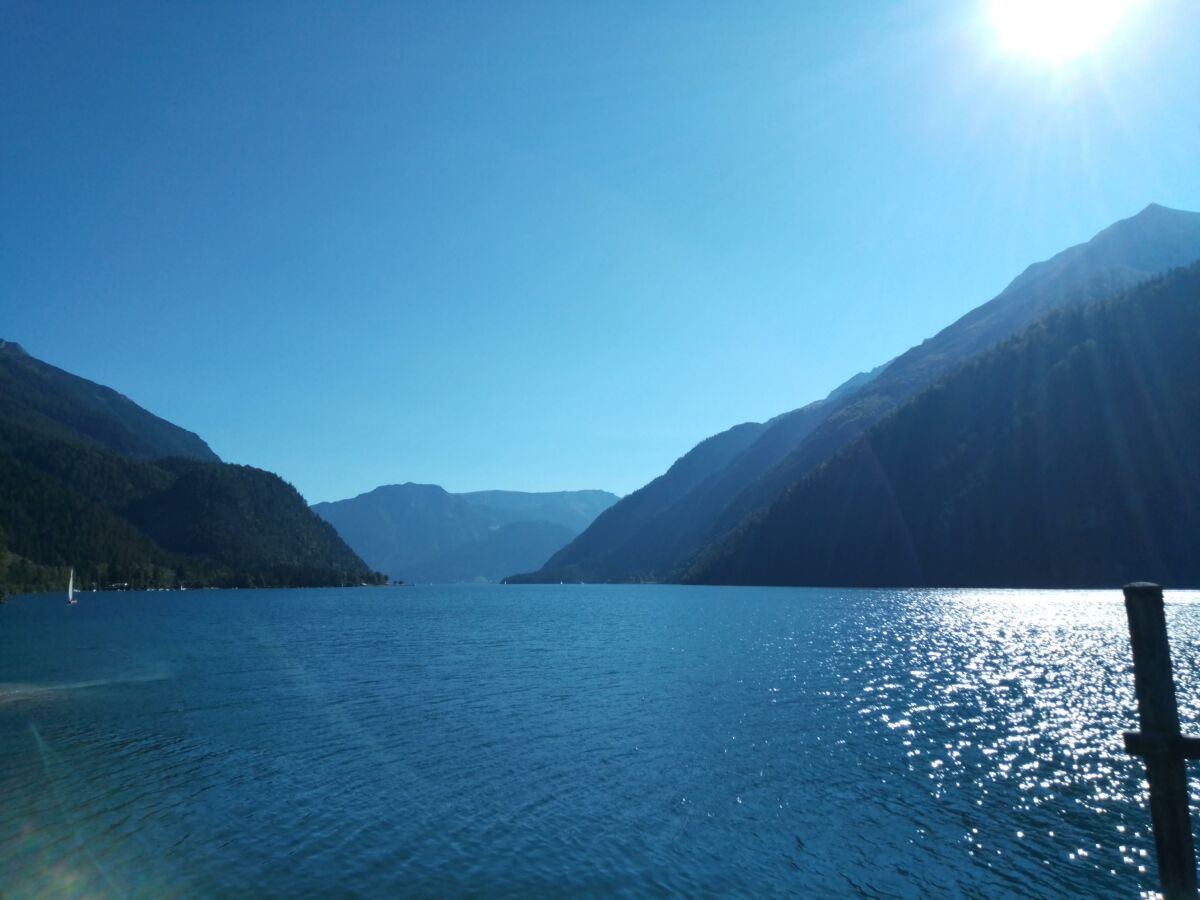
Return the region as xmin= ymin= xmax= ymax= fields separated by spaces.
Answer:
xmin=68 ymin=568 xmax=76 ymax=604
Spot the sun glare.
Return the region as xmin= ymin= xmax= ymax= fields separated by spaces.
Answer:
xmin=988 ymin=0 xmax=1135 ymax=62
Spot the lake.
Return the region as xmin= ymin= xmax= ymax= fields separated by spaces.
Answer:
xmin=1 ymin=584 xmax=1196 ymax=897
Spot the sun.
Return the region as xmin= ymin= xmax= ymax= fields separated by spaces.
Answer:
xmin=988 ymin=0 xmax=1136 ymax=62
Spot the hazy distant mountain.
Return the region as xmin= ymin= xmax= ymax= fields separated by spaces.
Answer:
xmin=514 ymin=203 xmax=1200 ymax=584
xmin=312 ymin=484 xmax=618 ymax=583
xmin=408 ymin=520 xmax=579 ymax=584
xmin=0 ymin=345 xmax=379 ymax=593
xmin=509 ymin=372 xmax=888 ymax=583
xmin=457 ymin=490 xmax=620 ymax=533
xmin=512 ymin=422 xmax=768 ymax=583
xmin=686 ymin=263 xmax=1200 ymax=587
xmin=0 ymin=339 xmax=219 ymax=463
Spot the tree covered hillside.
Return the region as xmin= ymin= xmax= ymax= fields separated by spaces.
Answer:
xmin=514 ymin=203 xmax=1200 ymax=584
xmin=686 ymin=264 xmax=1200 ymax=588
xmin=0 ymin=348 xmax=382 ymax=595
xmin=0 ymin=339 xmax=219 ymax=462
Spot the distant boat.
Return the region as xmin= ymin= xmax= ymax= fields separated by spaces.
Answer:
xmin=67 ymin=568 xmax=78 ymax=605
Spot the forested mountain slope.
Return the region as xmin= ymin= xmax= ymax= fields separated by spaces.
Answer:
xmin=0 ymin=348 xmax=380 ymax=594
xmin=0 ymin=339 xmax=219 ymax=462
xmin=721 ymin=204 xmax=1200 ymax=533
xmin=686 ymin=264 xmax=1200 ymax=587
xmin=516 ymin=203 xmax=1200 ymax=583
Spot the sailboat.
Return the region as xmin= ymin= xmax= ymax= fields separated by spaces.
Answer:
xmin=67 ymin=568 xmax=78 ymax=605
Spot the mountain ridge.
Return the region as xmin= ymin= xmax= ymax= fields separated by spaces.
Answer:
xmin=721 ymin=204 xmax=1200 ymax=536
xmin=0 ymin=339 xmax=219 ymax=463
xmin=684 ymin=262 xmax=1200 ymax=587
xmin=511 ymin=203 xmax=1200 ymax=584
xmin=0 ymin=345 xmax=381 ymax=593
xmin=312 ymin=482 xmax=618 ymax=583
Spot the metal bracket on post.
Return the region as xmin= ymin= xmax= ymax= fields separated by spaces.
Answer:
xmin=1123 ymin=582 xmax=1199 ymax=900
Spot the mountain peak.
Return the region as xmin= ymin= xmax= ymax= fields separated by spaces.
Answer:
xmin=0 ymin=341 xmax=220 ymax=463
xmin=1139 ymin=202 xmax=1176 ymax=215
xmin=345 ymin=482 xmax=450 ymax=502
xmin=1129 ymin=201 xmax=1199 ymax=223
xmin=1093 ymin=201 xmax=1200 ymax=236
xmin=312 ymin=483 xmax=619 ymax=582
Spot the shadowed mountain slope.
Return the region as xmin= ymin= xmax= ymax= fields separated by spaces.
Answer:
xmin=685 ymin=264 xmax=1200 ymax=587
xmin=409 ymin=520 xmax=578 ymax=584
xmin=725 ymin=203 xmax=1200 ymax=528
xmin=508 ymin=421 xmax=768 ymax=583
xmin=0 ymin=347 xmax=379 ymax=593
xmin=0 ymin=339 xmax=219 ymax=462
xmin=515 ymin=204 xmax=1200 ymax=583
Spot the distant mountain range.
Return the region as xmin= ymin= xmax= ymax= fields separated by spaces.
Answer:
xmin=0 ymin=342 xmax=381 ymax=593
xmin=511 ymin=203 xmax=1200 ymax=586
xmin=9 ymin=203 xmax=1197 ymax=593
xmin=312 ymin=484 xmax=618 ymax=583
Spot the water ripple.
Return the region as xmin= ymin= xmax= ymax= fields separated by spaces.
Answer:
xmin=1 ymin=585 xmax=1196 ymax=896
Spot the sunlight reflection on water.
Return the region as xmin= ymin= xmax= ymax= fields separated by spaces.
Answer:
xmin=838 ymin=589 xmax=1200 ymax=893
xmin=0 ymin=586 xmax=1197 ymax=897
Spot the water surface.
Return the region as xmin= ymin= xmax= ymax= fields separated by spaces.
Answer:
xmin=2 ymin=585 xmax=1196 ymax=897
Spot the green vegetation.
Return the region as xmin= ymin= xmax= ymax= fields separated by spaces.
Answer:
xmin=0 ymin=345 xmax=384 ymax=596
xmin=686 ymin=264 xmax=1200 ymax=588
xmin=517 ymin=204 xmax=1200 ymax=585
xmin=0 ymin=339 xmax=219 ymax=462
xmin=0 ymin=426 xmax=385 ymax=593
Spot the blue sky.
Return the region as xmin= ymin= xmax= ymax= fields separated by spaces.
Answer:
xmin=3 ymin=1 xmax=1198 ymax=501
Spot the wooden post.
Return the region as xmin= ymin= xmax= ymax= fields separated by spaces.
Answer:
xmin=1123 ymin=582 xmax=1200 ymax=900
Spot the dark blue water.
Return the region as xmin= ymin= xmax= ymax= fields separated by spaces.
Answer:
xmin=2 ymin=585 xmax=1197 ymax=897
